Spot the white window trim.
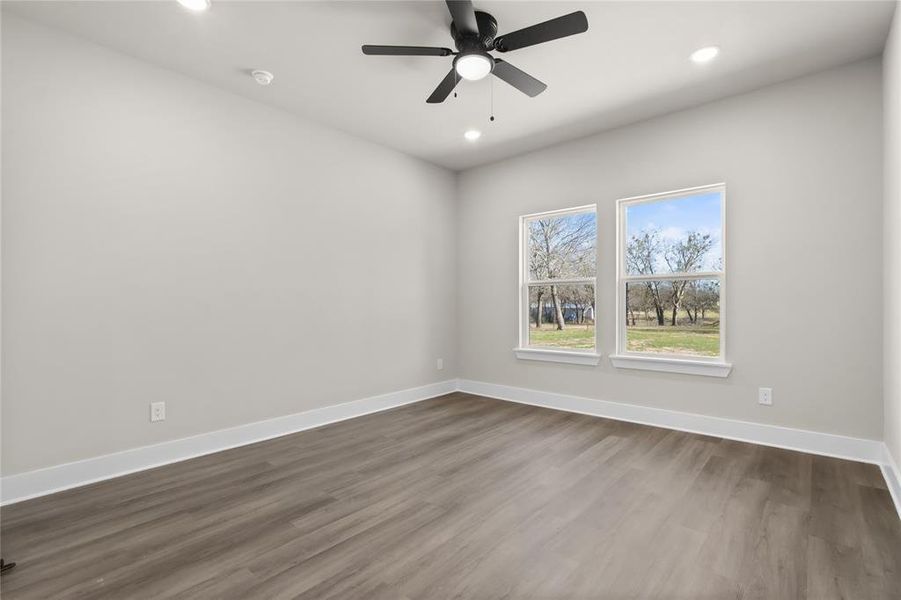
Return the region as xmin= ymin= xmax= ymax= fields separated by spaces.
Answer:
xmin=514 ymin=347 xmax=602 ymax=366
xmin=609 ymin=354 xmax=732 ymax=377
xmin=612 ymin=183 xmax=731 ymax=377
xmin=514 ymin=204 xmax=600 ymax=365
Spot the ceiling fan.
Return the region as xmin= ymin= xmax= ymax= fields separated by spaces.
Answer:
xmin=362 ymin=1 xmax=588 ymax=103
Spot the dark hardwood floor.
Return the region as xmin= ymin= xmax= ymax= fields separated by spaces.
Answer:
xmin=1 ymin=392 xmax=899 ymax=599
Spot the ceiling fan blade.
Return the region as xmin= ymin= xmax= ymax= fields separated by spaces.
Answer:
xmin=492 ymin=59 xmax=547 ymax=97
xmin=362 ymin=45 xmax=453 ymax=56
xmin=445 ymin=0 xmax=479 ymax=37
xmin=426 ymin=68 xmax=460 ymax=104
xmin=494 ymin=11 xmax=588 ymax=52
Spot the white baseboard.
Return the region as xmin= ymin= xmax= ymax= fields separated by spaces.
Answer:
xmin=457 ymin=379 xmax=886 ymax=464
xmin=0 ymin=379 xmax=457 ymax=506
xmin=881 ymin=446 xmax=901 ymax=519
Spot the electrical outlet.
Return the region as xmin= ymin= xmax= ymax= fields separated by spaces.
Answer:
xmin=436 ymin=358 xmax=444 ymax=371
xmin=758 ymin=387 xmax=773 ymax=406
xmin=150 ymin=401 xmax=166 ymax=422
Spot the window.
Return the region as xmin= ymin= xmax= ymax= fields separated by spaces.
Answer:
xmin=612 ymin=184 xmax=731 ymax=377
xmin=516 ymin=205 xmax=599 ymax=365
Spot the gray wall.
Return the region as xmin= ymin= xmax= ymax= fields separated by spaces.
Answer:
xmin=1 ymin=15 xmax=457 ymax=475
xmin=457 ymin=59 xmax=884 ymax=440
xmin=1 ymin=13 xmax=891 ymax=479
xmin=885 ymin=3 xmax=901 ymax=467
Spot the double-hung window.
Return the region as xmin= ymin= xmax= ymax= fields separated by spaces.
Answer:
xmin=516 ymin=205 xmax=600 ymax=365
xmin=612 ymin=184 xmax=731 ymax=377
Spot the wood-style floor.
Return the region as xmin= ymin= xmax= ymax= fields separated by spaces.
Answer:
xmin=1 ymin=392 xmax=899 ymax=599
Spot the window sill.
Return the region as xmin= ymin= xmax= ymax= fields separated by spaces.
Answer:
xmin=609 ymin=354 xmax=733 ymax=378
xmin=514 ymin=348 xmax=602 ymax=366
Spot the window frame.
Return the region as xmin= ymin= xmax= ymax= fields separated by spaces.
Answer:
xmin=515 ymin=204 xmax=601 ymax=366
xmin=612 ymin=183 xmax=732 ymax=377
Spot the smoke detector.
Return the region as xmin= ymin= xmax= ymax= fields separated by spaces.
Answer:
xmin=251 ymin=70 xmax=274 ymax=86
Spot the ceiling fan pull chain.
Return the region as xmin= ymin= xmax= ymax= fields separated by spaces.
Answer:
xmin=490 ymin=75 xmax=495 ymax=122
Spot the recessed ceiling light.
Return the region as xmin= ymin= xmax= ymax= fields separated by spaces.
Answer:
xmin=251 ymin=70 xmax=274 ymax=86
xmin=464 ymin=130 xmax=482 ymax=141
xmin=690 ymin=46 xmax=720 ymax=64
xmin=454 ymin=53 xmax=493 ymax=81
xmin=177 ymin=0 xmax=210 ymax=12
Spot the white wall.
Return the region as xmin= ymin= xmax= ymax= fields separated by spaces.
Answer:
xmin=457 ymin=59 xmax=884 ymax=440
xmin=0 ymin=15 xmax=457 ymax=475
xmin=885 ymin=3 xmax=901 ymax=468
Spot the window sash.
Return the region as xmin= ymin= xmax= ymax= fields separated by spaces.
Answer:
xmin=621 ymin=271 xmax=721 ymax=283
xmin=528 ymin=277 xmax=596 ymax=286
xmin=616 ymin=278 xmax=723 ymax=361
xmin=619 ymin=183 xmax=725 ymax=278
xmin=524 ymin=282 xmax=598 ymax=351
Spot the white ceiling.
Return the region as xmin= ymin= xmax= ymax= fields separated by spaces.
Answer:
xmin=5 ymin=1 xmax=896 ymax=170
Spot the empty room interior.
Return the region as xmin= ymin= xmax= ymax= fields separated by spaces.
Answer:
xmin=2 ymin=0 xmax=901 ymax=597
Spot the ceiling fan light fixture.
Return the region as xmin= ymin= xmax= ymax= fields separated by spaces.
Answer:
xmin=361 ymin=2 xmax=589 ymax=103
xmin=464 ymin=129 xmax=482 ymax=141
xmin=454 ymin=53 xmax=493 ymax=81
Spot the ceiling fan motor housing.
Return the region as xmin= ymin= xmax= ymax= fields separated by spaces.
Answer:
xmin=451 ymin=11 xmax=498 ymax=51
